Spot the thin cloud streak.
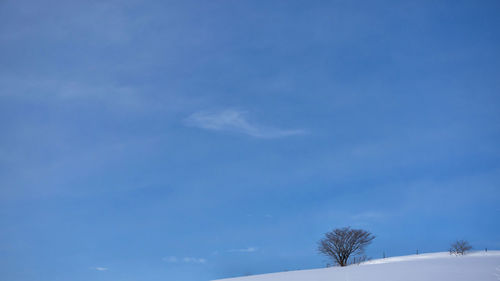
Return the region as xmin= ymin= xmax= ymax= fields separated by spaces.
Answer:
xmin=185 ymin=110 xmax=305 ymax=138
xmin=163 ymin=256 xmax=207 ymax=264
xmin=228 ymin=247 xmax=258 ymax=253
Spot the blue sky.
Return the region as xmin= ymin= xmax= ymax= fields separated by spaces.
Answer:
xmin=1 ymin=0 xmax=499 ymax=280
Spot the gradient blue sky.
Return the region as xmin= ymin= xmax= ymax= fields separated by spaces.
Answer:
xmin=1 ymin=0 xmax=500 ymax=280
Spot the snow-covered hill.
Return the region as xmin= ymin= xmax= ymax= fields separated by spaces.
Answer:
xmin=214 ymin=251 xmax=500 ymax=281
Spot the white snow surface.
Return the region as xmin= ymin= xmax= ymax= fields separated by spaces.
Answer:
xmin=214 ymin=251 xmax=500 ymax=281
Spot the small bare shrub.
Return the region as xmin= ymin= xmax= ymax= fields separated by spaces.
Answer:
xmin=449 ymin=240 xmax=472 ymax=255
xmin=350 ymin=255 xmax=370 ymax=265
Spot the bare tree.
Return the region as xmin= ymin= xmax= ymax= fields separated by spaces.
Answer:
xmin=449 ymin=240 xmax=472 ymax=255
xmin=318 ymin=227 xmax=375 ymax=266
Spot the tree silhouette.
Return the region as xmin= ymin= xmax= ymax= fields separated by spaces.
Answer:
xmin=318 ymin=227 xmax=375 ymax=266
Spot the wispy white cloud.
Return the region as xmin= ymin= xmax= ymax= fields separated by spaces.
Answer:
xmin=163 ymin=256 xmax=207 ymax=264
xmin=228 ymin=247 xmax=258 ymax=253
xmin=246 ymin=214 xmax=273 ymax=218
xmin=92 ymin=267 xmax=108 ymax=271
xmin=182 ymin=257 xmax=207 ymax=263
xmin=163 ymin=256 xmax=178 ymax=263
xmin=185 ymin=110 xmax=305 ymax=138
